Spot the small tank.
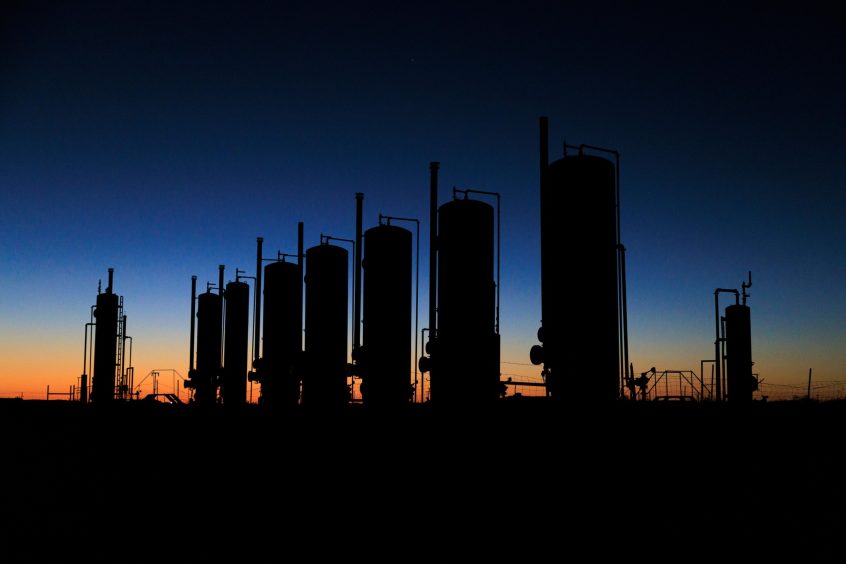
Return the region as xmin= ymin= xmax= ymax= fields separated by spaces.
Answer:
xmin=92 ymin=290 xmax=119 ymax=404
xmin=433 ymin=198 xmax=499 ymax=403
xmin=261 ymin=260 xmax=302 ymax=408
xmin=725 ymin=304 xmax=753 ymax=402
xmin=195 ymin=291 xmax=222 ymax=405
xmin=222 ymin=280 xmax=250 ymax=406
xmin=303 ymin=244 xmax=348 ymax=407
xmin=360 ymin=224 xmax=412 ymax=406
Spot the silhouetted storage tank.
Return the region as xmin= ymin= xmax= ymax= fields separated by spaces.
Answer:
xmin=433 ymin=198 xmax=499 ymax=403
xmin=195 ymin=291 xmax=222 ymax=405
xmin=360 ymin=224 xmax=412 ymax=407
xmin=92 ymin=290 xmax=119 ymax=404
xmin=303 ymin=244 xmax=348 ymax=407
xmin=222 ymin=280 xmax=250 ymax=406
xmin=261 ymin=260 xmax=302 ymax=408
xmin=725 ymin=304 xmax=753 ymax=402
xmin=542 ymin=154 xmax=618 ymax=401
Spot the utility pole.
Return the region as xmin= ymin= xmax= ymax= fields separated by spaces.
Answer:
xmin=807 ymin=368 xmax=812 ymax=400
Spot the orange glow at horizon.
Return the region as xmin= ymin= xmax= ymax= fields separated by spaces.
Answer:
xmin=2 ymin=326 xmax=842 ymax=402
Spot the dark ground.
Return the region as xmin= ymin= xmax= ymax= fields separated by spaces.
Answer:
xmin=1 ymin=398 xmax=843 ymax=561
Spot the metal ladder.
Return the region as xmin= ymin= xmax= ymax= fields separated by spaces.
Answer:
xmin=114 ymin=296 xmax=125 ymax=398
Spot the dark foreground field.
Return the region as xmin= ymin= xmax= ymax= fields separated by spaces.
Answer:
xmin=1 ymin=398 xmax=843 ymax=561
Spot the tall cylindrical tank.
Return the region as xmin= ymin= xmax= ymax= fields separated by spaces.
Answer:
xmin=195 ymin=291 xmax=222 ymax=405
xmin=92 ymin=290 xmax=119 ymax=403
xmin=433 ymin=198 xmax=499 ymax=403
xmin=222 ymin=280 xmax=250 ymax=406
xmin=541 ymin=154 xmax=618 ymax=401
xmin=725 ymin=304 xmax=753 ymax=402
xmin=361 ymin=224 xmax=412 ymax=406
xmin=303 ymin=244 xmax=348 ymax=407
xmin=261 ymin=260 xmax=302 ymax=408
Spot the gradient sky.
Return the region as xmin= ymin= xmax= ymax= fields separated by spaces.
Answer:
xmin=2 ymin=1 xmax=845 ymax=399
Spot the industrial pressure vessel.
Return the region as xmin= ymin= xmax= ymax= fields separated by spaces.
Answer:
xmin=261 ymin=260 xmax=302 ymax=408
xmin=303 ymin=244 xmax=348 ymax=407
xmin=92 ymin=290 xmax=119 ymax=403
xmin=195 ymin=291 xmax=222 ymax=405
xmin=434 ymin=198 xmax=499 ymax=403
xmin=361 ymin=224 xmax=412 ymax=406
xmin=542 ymin=154 xmax=618 ymax=401
xmin=725 ymin=303 xmax=753 ymax=402
xmin=222 ymin=280 xmax=250 ymax=406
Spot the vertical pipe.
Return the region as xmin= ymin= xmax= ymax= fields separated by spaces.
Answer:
xmin=429 ymin=162 xmax=439 ymax=339
xmin=219 ymin=264 xmax=225 ymax=377
xmin=354 ymin=193 xmax=363 ymax=353
xmin=710 ymin=364 xmax=714 ymax=399
xmin=714 ymin=292 xmax=721 ymax=402
xmin=539 ymin=118 xmax=549 ymax=398
xmin=189 ymin=276 xmax=197 ymax=373
xmin=615 ymin=154 xmax=621 ymax=246
xmin=618 ymin=251 xmax=625 ymax=396
xmin=82 ymin=324 xmax=88 ymax=381
xmin=495 ymin=193 xmax=501 ymax=334
xmin=121 ymin=314 xmax=127 ymax=399
xmin=539 ymin=116 xmax=548 ymax=317
xmin=127 ymin=337 xmax=133 ymax=394
xmin=721 ymin=317 xmax=727 ymax=400
xmin=615 ymin=153 xmax=624 ymax=400
xmin=414 ymin=220 xmax=419 ymax=402
xmin=89 ymin=322 xmax=94 ymax=398
xmin=81 ymin=323 xmax=91 ymax=403
xmin=254 ymin=237 xmax=264 ymax=367
xmin=298 ymin=222 xmax=304 ymax=351
xmin=621 ymin=245 xmax=629 ymax=400
xmin=107 ymin=268 xmax=114 ymax=293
